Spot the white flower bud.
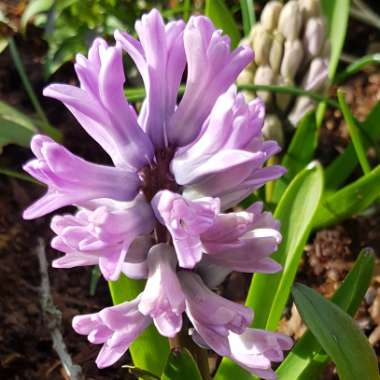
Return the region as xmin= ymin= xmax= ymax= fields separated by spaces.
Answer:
xmin=261 ymin=1 xmax=283 ymax=31
xmin=269 ymin=31 xmax=284 ymax=73
xmin=302 ymin=57 xmax=329 ymax=91
xmin=263 ymin=114 xmax=284 ymax=146
xmin=303 ymin=17 xmax=325 ymax=58
xmin=253 ymin=26 xmax=273 ymax=65
xmin=278 ymin=1 xmax=302 ymax=41
xmin=276 ymin=75 xmax=294 ymax=111
xmin=288 ymin=96 xmax=315 ymax=126
xmin=254 ymin=65 xmax=275 ymax=103
xmin=299 ymin=0 xmax=321 ymax=19
xmin=237 ymin=69 xmax=255 ymax=86
xmin=281 ymin=39 xmax=304 ymax=79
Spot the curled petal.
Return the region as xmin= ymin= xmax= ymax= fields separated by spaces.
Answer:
xmin=151 ymin=190 xmax=219 ymax=268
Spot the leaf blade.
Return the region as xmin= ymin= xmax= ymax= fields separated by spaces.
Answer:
xmin=292 ymin=283 xmax=379 ymax=380
xmin=276 ymin=248 xmax=375 ymax=379
xmin=205 ymin=0 xmax=241 ymax=48
xmin=161 ymin=349 xmax=202 ymax=380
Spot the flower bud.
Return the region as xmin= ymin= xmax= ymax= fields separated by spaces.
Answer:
xmin=280 ymin=39 xmax=304 ymax=79
xmin=237 ymin=69 xmax=255 ymax=86
xmin=254 ymin=65 xmax=275 ymax=103
xmin=261 ymin=1 xmax=283 ymax=31
xmin=237 ymin=69 xmax=256 ymax=102
xmin=276 ymin=75 xmax=294 ymax=111
xmin=299 ymin=0 xmax=321 ymax=19
xmin=302 ymin=57 xmax=328 ymax=91
xmin=303 ymin=17 xmax=325 ymax=58
xmin=263 ymin=115 xmax=284 ymax=146
xmin=288 ymin=96 xmax=315 ymax=126
xmin=278 ymin=1 xmax=303 ymax=41
xmin=269 ymin=31 xmax=284 ymax=73
xmin=253 ymin=25 xmax=273 ymax=65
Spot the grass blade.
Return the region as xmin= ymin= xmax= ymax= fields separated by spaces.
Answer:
xmin=292 ymin=283 xmax=379 ymax=380
xmin=337 ymin=89 xmax=371 ymax=175
xmin=320 ymin=0 xmax=350 ymax=80
xmin=9 ymin=38 xmax=61 ymax=141
xmin=272 ymin=112 xmax=318 ymax=203
xmin=335 ymin=53 xmax=380 ymax=83
xmin=240 ymin=0 xmax=255 ymax=36
xmin=325 ymin=100 xmax=380 ymax=190
xmin=277 ymin=248 xmax=375 ymax=379
xmin=314 ymin=164 xmax=380 ymax=229
xmin=108 ymin=275 xmax=169 ymax=377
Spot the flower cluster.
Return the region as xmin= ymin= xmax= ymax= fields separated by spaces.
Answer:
xmin=237 ymin=0 xmax=329 ymax=145
xmin=23 ymin=9 xmax=292 ymax=379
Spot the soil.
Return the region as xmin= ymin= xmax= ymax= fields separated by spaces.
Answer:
xmin=0 ymin=4 xmax=380 ymax=380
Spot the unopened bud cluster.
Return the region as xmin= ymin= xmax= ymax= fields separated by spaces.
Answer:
xmin=237 ymin=0 xmax=330 ymax=145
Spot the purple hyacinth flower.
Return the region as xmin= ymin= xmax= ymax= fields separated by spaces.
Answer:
xmin=171 ymin=87 xmax=285 ymax=209
xmin=151 ymin=190 xmax=220 ymax=268
xmin=73 ymin=295 xmax=151 ymax=368
xmin=23 ymin=135 xmax=140 ymax=219
xmin=178 ymin=271 xmax=253 ymax=356
xmin=201 ymin=202 xmax=282 ymax=273
xmin=228 ymin=329 xmax=293 ymax=380
xmin=23 ymin=8 xmax=293 ymax=373
xmin=50 ymin=196 xmax=154 ymax=280
xmin=45 ymin=39 xmax=154 ymax=170
xmin=138 ymin=243 xmax=185 ymax=337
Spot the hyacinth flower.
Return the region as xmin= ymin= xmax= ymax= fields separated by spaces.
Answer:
xmin=23 ymin=9 xmax=292 ymax=378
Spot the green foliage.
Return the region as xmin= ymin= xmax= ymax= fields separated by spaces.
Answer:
xmin=248 ymin=163 xmax=324 ymax=331
xmin=205 ymin=0 xmax=241 ymax=48
xmin=325 ymin=101 xmax=380 ymax=190
xmin=292 ymin=283 xmax=379 ymax=380
xmin=108 ymin=275 xmax=169 ymax=377
xmin=314 ymin=164 xmax=380 ymax=229
xmin=277 ymin=248 xmax=375 ymax=379
xmin=0 ymin=101 xmax=37 ymax=151
xmin=320 ymin=0 xmax=351 ymax=79
xmin=272 ymin=112 xmax=319 ymax=203
xmin=161 ymin=349 xmax=202 ymax=380
xmin=337 ymin=89 xmax=371 ymax=175
xmin=240 ymin=0 xmax=255 ymax=36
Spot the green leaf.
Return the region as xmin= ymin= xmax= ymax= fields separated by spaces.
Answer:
xmin=314 ymin=164 xmax=380 ymax=229
xmin=320 ymin=0 xmax=350 ymax=80
xmin=272 ymin=111 xmax=318 ymax=203
xmin=21 ymin=0 xmax=54 ymax=32
xmin=214 ymin=164 xmax=324 ymax=380
xmin=336 ymin=53 xmax=380 ymax=83
xmin=277 ymin=248 xmax=375 ymax=380
xmin=292 ymin=283 xmax=379 ymax=380
xmin=337 ymin=89 xmax=371 ymax=175
xmin=250 ymin=163 xmax=324 ymax=330
xmin=0 ymin=101 xmax=37 ymax=151
xmin=108 ymin=275 xmax=170 ymax=377
xmin=161 ymin=348 xmax=202 ymax=380
xmin=240 ymin=0 xmax=255 ymax=36
xmin=205 ymin=0 xmax=241 ymax=48
xmin=123 ymin=365 xmax=160 ymax=380
xmin=325 ymin=101 xmax=380 ymax=190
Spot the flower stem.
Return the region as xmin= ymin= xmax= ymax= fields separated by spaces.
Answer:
xmin=169 ymin=329 xmax=211 ymax=380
